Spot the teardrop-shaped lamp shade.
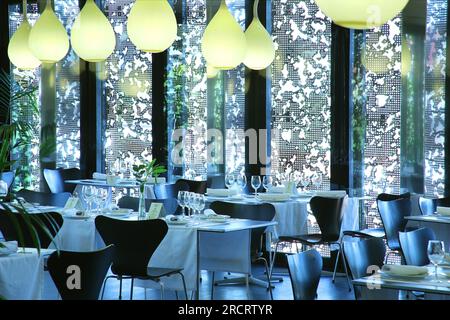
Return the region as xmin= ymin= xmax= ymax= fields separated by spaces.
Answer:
xmin=127 ymin=0 xmax=177 ymax=53
xmin=71 ymin=0 xmax=116 ymax=62
xmin=8 ymin=18 xmax=41 ymax=70
xmin=201 ymin=0 xmax=247 ymax=70
xmin=243 ymin=17 xmax=275 ymax=70
xmin=29 ymin=2 xmax=69 ymax=63
xmin=314 ymin=0 xmax=409 ymax=29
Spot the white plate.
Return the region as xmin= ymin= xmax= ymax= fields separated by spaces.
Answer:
xmin=64 ymin=214 xmax=91 ymax=220
xmin=103 ymin=209 xmax=133 ymax=217
xmin=379 ymin=270 xmax=429 ymax=279
xmin=166 ymin=219 xmax=189 ymax=225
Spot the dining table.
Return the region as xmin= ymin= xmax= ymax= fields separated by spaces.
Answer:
xmin=405 ymin=215 xmax=450 ymax=245
xmin=352 ymin=265 xmax=450 ymax=299
xmin=0 ymin=248 xmax=54 ymax=300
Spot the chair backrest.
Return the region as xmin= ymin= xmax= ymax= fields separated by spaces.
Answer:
xmin=117 ymin=196 xmax=179 ymax=216
xmin=209 ymin=201 xmax=275 ymax=255
xmin=15 ymin=189 xmax=71 ymax=207
xmin=399 ymin=227 xmax=436 ymax=266
xmin=377 ymin=192 xmax=410 ymax=201
xmin=0 ymin=171 xmax=14 ymax=189
xmin=418 ymin=196 xmax=450 ymax=216
xmin=43 ymin=168 xmax=81 ymax=194
xmin=377 ymin=197 xmax=411 ymax=251
xmin=95 ymin=215 xmax=168 ymax=277
xmin=343 ymin=238 xmax=386 ymax=299
xmin=177 ymin=179 xmax=207 ymax=194
xmin=309 ymin=196 xmax=345 ymax=242
xmin=154 ymin=181 xmax=189 ymax=199
xmin=47 ymin=245 xmax=114 ymax=300
xmin=287 ymin=249 xmax=322 ymax=300
xmin=207 ymin=175 xmax=225 ymax=189
xmin=0 ymin=210 xmax=63 ymax=248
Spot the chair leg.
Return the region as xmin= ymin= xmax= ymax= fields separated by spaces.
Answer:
xmin=100 ymin=275 xmax=114 ymax=300
xmin=339 ymin=243 xmax=352 ymax=291
xmin=175 ymin=291 xmax=179 ymax=300
xmin=119 ymin=277 xmax=123 ymax=300
xmin=211 ymin=272 xmax=215 ymax=300
xmin=332 ymin=246 xmax=340 ymax=283
xmin=269 ymin=241 xmax=280 ymax=279
xmin=260 ymin=257 xmax=274 ymax=300
xmin=130 ymin=278 xmax=134 ymax=300
xmin=159 ymin=281 xmax=165 ymax=300
xmin=177 ymin=272 xmax=188 ymax=300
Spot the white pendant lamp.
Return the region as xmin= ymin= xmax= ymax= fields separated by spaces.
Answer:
xmin=29 ymin=0 xmax=69 ymax=63
xmin=127 ymin=0 xmax=177 ymax=53
xmin=8 ymin=0 xmax=41 ymax=70
xmin=313 ymin=0 xmax=409 ymax=29
xmin=201 ymin=0 xmax=247 ymax=70
xmin=243 ymin=0 xmax=275 ymax=70
xmin=71 ymin=0 xmax=116 ymax=62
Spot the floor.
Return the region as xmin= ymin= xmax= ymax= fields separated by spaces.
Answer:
xmin=42 ymin=265 xmax=355 ymax=300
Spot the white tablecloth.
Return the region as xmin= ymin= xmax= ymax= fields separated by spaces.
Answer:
xmin=0 ymin=248 xmax=50 ymax=300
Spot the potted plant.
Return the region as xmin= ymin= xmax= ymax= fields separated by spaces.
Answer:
xmin=132 ymin=159 xmax=167 ymax=219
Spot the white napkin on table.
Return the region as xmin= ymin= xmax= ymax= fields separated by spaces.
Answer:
xmin=268 ymin=186 xmax=287 ymax=194
xmin=92 ymin=172 xmax=107 ymax=180
xmin=203 ymin=209 xmax=230 ymax=219
xmin=206 ymin=188 xmax=237 ymax=197
xmin=381 ymin=264 xmax=428 ymax=276
xmin=437 ymin=206 xmax=450 ymax=216
xmin=256 ymin=193 xmax=291 ymax=202
xmin=314 ymin=191 xmax=347 ymax=198
xmin=0 ymin=241 xmax=18 ymax=255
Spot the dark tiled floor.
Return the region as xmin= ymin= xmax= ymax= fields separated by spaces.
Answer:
xmin=43 ymin=265 xmax=354 ymax=300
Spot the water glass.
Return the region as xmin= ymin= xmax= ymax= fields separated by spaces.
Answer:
xmin=299 ymin=172 xmax=310 ymax=192
xmin=236 ymin=174 xmax=247 ymax=195
xmin=178 ymin=191 xmax=187 ymax=217
xmin=251 ymin=176 xmax=261 ymax=197
xmin=225 ymin=174 xmax=235 ymax=189
xmin=428 ymin=240 xmax=445 ymax=282
xmin=82 ymin=185 xmax=95 ymax=213
xmin=262 ymin=175 xmax=273 ymax=192
xmin=311 ymin=172 xmax=322 ymax=189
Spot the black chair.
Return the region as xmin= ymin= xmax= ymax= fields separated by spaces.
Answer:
xmin=209 ymin=201 xmax=275 ymax=299
xmin=43 ymin=168 xmax=81 ymax=194
xmin=418 ymin=196 xmax=450 ymax=216
xmin=377 ymin=196 xmax=412 ymax=262
xmin=118 ymin=196 xmax=179 ymax=216
xmin=287 ymin=249 xmax=322 ymax=300
xmin=271 ymin=196 xmax=350 ymax=290
xmin=343 ymin=238 xmax=386 ymax=300
xmin=399 ymin=227 xmax=436 ymax=266
xmin=177 ymin=179 xmax=207 ymax=194
xmin=0 ymin=209 xmax=63 ymax=248
xmin=95 ymin=215 xmax=187 ymax=300
xmin=207 ymin=175 xmax=225 ymax=189
xmin=341 ymin=193 xmax=410 ymax=252
xmin=154 ymin=180 xmax=189 ymax=199
xmin=15 ymin=189 xmax=71 ymax=207
xmin=47 ymin=245 xmax=114 ymax=300
xmin=0 ymin=171 xmax=14 ymax=189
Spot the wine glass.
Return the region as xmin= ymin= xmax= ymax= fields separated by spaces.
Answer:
xmin=82 ymin=185 xmax=95 ymax=213
xmin=299 ymin=172 xmax=310 ymax=192
xmin=236 ymin=174 xmax=247 ymax=195
xmin=225 ymin=174 xmax=235 ymax=189
xmin=192 ymin=194 xmax=200 ymax=219
xmin=428 ymin=240 xmax=445 ymax=282
xmin=251 ymin=176 xmax=261 ymax=197
xmin=311 ymin=172 xmax=322 ymax=190
xmin=197 ymin=194 xmax=205 ymax=215
xmin=187 ymin=192 xmax=196 ymax=217
xmin=98 ymin=188 xmax=109 ymax=214
xmin=262 ymin=175 xmax=273 ymax=193
xmin=178 ymin=191 xmax=187 ymax=218
xmin=119 ymin=159 xmax=128 ymax=179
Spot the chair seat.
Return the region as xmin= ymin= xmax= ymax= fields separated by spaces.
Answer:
xmin=279 ymin=234 xmax=338 ymax=245
xmin=343 ymin=228 xmax=385 ymax=239
xmin=144 ymin=267 xmax=183 ymax=279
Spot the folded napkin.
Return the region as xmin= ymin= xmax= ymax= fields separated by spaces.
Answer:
xmin=0 ymin=241 xmax=18 ymax=255
xmin=256 ymin=193 xmax=291 ymax=202
xmin=207 ymin=188 xmax=237 ymax=197
xmin=268 ymin=186 xmax=287 ymax=194
xmin=314 ymin=191 xmax=347 ymax=198
xmin=437 ymin=206 xmax=450 ymax=216
xmin=382 ymin=264 xmax=428 ymax=276
xmin=92 ymin=172 xmax=107 ymax=180
xmin=203 ymin=209 xmax=230 ymax=219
